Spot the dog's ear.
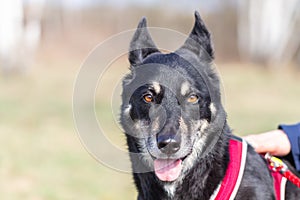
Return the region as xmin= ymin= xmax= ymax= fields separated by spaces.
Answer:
xmin=129 ymin=17 xmax=159 ymax=66
xmin=178 ymin=11 xmax=214 ymax=62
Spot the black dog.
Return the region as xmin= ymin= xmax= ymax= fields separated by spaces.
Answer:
xmin=120 ymin=11 xmax=300 ymax=200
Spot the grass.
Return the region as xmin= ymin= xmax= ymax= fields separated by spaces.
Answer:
xmin=1 ymin=58 xmax=300 ymax=199
xmin=219 ymin=64 xmax=300 ymax=135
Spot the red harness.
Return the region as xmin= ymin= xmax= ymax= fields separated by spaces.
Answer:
xmin=265 ymin=153 xmax=300 ymax=198
xmin=210 ymin=137 xmax=287 ymax=200
xmin=270 ymin=167 xmax=287 ymax=200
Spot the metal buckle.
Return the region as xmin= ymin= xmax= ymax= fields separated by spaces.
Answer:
xmin=265 ymin=153 xmax=287 ymax=173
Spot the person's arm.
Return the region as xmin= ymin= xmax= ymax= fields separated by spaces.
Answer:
xmin=244 ymin=123 xmax=300 ymax=171
xmin=243 ymin=129 xmax=291 ymax=156
xmin=278 ymin=123 xmax=300 ymax=171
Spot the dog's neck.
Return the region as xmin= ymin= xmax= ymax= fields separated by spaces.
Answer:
xmin=133 ymin=133 xmax=230 ymax=200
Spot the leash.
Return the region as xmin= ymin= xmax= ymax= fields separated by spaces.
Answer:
xmin=265 ymin=153 xmax=300 ymax=188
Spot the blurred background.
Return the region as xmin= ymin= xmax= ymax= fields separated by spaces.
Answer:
xmin=0 ymin=0 xmax=300 ymax=199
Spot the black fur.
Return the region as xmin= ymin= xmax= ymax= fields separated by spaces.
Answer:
xmin=120 ymin=11 xmax=300 ymax=200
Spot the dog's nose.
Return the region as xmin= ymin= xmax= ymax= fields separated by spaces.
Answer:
xmin=157 ymin=135 xmax=180 ymax=155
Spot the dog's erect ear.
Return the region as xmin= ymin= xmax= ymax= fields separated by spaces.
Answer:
xmin=129 ymin=17 xmax=159 ymax=66
xmin=178 ymin=11 xmax=214 ymax=62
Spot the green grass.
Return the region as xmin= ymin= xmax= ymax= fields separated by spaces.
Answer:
xmin=219 ymin=64 xmax=300 ymax=135
xmin=0 ymin=61 xmax=300 ymax=199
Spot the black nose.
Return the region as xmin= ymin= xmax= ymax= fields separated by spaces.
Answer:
xmin=157 ymin=135 xmax=180 ymax=155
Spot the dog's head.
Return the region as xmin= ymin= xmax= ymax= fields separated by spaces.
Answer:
xmin=121 ymin=11 xmax=227 ymax=182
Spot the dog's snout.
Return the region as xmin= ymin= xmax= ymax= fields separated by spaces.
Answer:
xmin=157 ymin=134 xmax=181 ymax=155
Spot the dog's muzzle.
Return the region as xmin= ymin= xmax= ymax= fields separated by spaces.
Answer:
xmin=157 ymin=133 xmax=181 ymax=155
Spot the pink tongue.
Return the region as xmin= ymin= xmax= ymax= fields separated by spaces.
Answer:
xmin=154 ymin=159 xmax=182 ymax=182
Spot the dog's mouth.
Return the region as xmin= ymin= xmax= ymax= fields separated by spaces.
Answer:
xmin=154 ymin=159 xmax=182 ymax=182
xmin=147 ymin=135 xmax=194 ymax=182
xmin=153 ymin=153 xmax=191 ymax=182
xmin=149 ymin=143 xmax=192 ymax=182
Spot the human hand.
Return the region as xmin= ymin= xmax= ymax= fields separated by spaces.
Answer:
xmin=243 ymin=129 xmax=291 ymax=156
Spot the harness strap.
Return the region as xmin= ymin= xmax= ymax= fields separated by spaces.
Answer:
xmin=264 ymin=153 xmax=300 ymax=200
xmin=270 ymin=170 xmax=287 ymax=200
xmin=211 ymin=137 xmax=247 ymax=200
xmin=210 ymin=137 xmax=294 ymax=200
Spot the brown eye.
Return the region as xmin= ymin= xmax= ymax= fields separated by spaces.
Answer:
xmin=187 ymin=94 xmax=199 ymax=103
xmin=143 ymin=94 xmax=153 ymax=103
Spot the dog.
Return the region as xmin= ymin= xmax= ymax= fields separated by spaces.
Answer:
xmin=120 ymin=11 xmax=300 ymax=200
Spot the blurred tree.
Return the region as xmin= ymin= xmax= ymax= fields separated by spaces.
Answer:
xmin=0 ymin=0 xmax=44 ymax=74
xmin=0 ymin=0 xmax=24 ymax=73
xmin=237 ymin=0 xmax=300 ymax=66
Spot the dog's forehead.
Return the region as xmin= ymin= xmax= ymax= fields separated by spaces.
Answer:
xmin=132 ymin=64 xmax=192 ymax=94
xmin=143 ymin=52 xmax=191 ymax=68
xmin=131 ymin=53 xmax=196 ymax=90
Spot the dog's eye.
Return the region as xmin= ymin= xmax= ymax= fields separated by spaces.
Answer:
xmin=143 ymin=94 xmax=153 ymax=103
xmin=187 ymin=94 xmax=199 ymax=103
